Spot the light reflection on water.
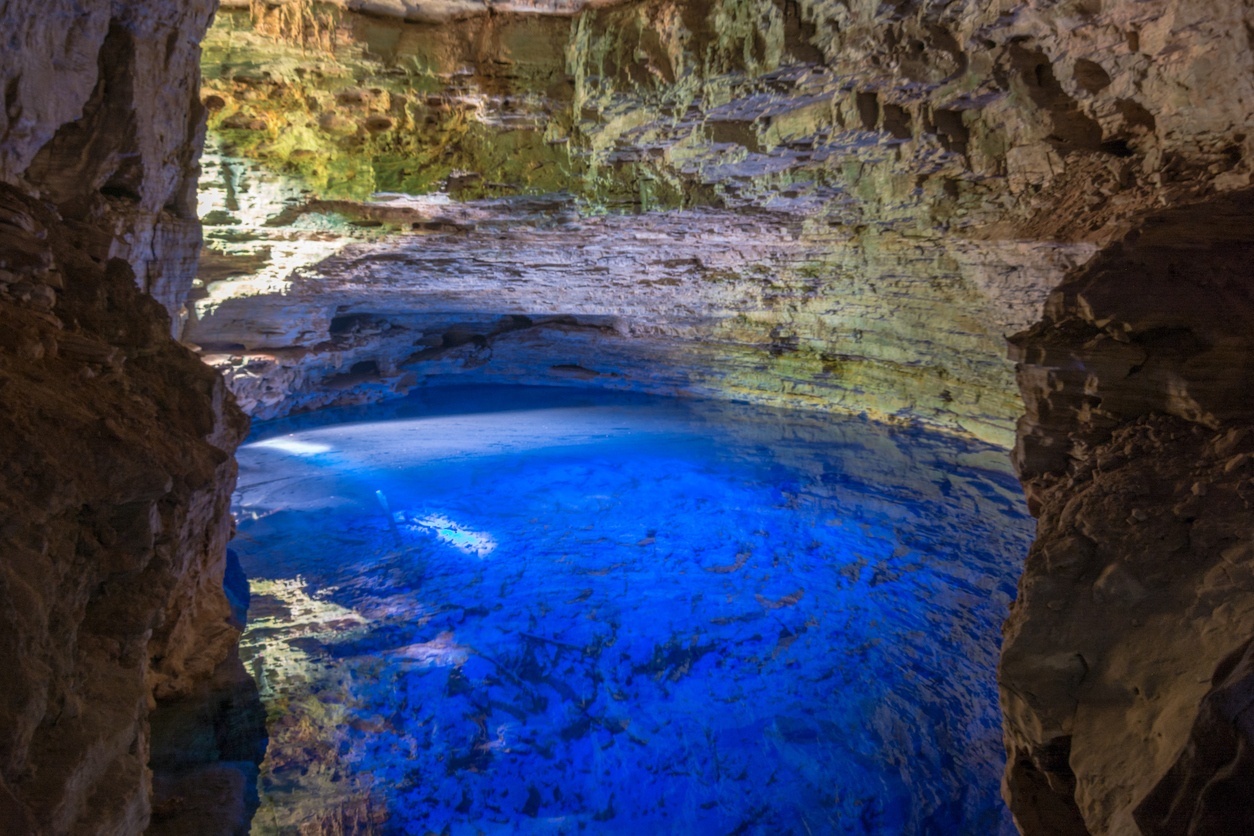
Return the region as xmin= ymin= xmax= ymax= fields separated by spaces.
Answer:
xmin=232 ymin=386 xmax=1030 ymax=834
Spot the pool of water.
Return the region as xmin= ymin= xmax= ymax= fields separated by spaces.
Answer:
xmin=231 ymin=386 xmax=1031 ymax=834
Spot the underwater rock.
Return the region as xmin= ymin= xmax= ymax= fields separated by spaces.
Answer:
xmin=231 ymin=387 xmax=1034 ymax=832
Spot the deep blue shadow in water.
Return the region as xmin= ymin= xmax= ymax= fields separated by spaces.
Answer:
xmin=232 ymin=385 xmax=1030 ymax=834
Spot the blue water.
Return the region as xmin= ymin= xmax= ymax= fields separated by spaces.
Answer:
xmin=232 ymin=386 xmax=1031 ymax=834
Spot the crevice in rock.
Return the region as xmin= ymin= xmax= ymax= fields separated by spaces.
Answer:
xmin=1008 ymin=44 xmax=1105 ymax=156
xmin=27 ymin=21 xmax=144 ymax=212
xmin=855 ymin=90 xmax=879 ymax=131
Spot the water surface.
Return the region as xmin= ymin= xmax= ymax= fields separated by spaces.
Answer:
xmin=232 ymin=386 xmax=1030 ymax=834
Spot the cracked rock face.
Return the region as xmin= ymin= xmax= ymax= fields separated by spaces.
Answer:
xmin=187 ymin=0 xmax=1254 ymax=450
xmin=0 ymin=1 xmax=249 ymax=832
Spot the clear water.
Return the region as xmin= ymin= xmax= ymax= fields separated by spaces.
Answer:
xmin=232 ymin=386 xmax=1031 ymax=834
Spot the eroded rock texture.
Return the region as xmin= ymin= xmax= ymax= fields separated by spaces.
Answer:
xmin=1002 ymin=192 xmax=1254 ymax=833
xmin=188 ymin=0 xmax=1253 ymax=451
xmin=0 ymin=1 xmax=249 ymax=832
xmin=1 ymin=0 xmax=221 ymax=331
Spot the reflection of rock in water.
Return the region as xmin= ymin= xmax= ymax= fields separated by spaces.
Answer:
xmin=231 ymin=386 xmax=1031 ymax=833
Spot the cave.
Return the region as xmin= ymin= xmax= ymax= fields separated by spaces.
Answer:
xmin=1 ymin=1 xmax=1252 ymax=834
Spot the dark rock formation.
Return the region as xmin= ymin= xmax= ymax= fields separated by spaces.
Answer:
xmin=1002 ymin=191 xmax=1254 ymax=832
xmin=1135 ymin=638 xmax=1254 ymax=835
xmin=0 ymin=185 xmax=247 ymax=832
xmin=0 ymin=1 xmax=249 ymax=832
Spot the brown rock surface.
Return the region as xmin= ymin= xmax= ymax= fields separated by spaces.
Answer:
xmin=1134 ymin=638 xmax=1254 ymax=835
xmin=0 ymin=0 xmax=249 ymax=832
xmin=0 ymin=184 xmax=247 ymax=833
xmin=1002 ymin=191 xmax=1254 ymax=833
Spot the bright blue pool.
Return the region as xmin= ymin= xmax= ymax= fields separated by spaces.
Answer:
xmin=232 ymin=386 xmax=1030 ymax=834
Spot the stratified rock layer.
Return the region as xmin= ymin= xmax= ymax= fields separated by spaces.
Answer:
xmin=188 ymin=171 xmax=1083 ymax=444
xmin=0 ymin=1 xmax=248 ymax=832
xmin=191 ymin=0 xmax=1252 ymax=451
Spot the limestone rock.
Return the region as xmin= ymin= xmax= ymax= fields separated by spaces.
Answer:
xmin=0 ymin=0 xmax=218 ymax=334
xmin=1002 ymin=189 xmax=1254 ymax=832
xmin=0 ymin=0 xmax=248 ymax=831
xmin=187 ymin=164 xmax=1080 ymax=443
xmin=1 ymin=0 xmax=1248 ymax=830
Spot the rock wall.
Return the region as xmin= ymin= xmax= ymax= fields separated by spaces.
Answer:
xmin=188 ymin=0 xmax=1113 ymax=446
xmin=1 ymin=0 xmax=221 ymax=332
xmin=0 ymin=1 xmax=249 ymax=833
xmin=188 ymin=0 xmax=1253 ymax=451
xmin=1000 ymin=190 xmax=1254 ymax=834
xmin=188 ymin=162 xmax=1082 ymax=442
